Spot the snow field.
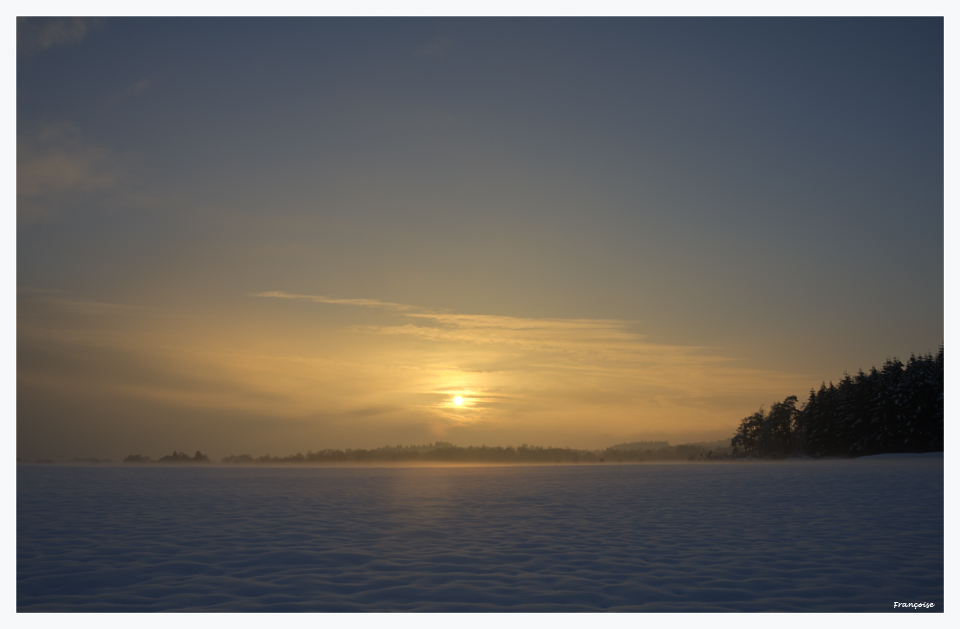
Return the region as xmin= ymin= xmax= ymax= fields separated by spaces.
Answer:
xmin=17 ymin=457 xmax=943 ymax=612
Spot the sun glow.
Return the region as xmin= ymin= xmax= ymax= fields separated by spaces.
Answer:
xmin=454 ymin=396 xmax=463 ymax=406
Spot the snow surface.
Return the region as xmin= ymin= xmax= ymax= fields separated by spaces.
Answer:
xmin=17 ymin=458 xmax=943 ymax=612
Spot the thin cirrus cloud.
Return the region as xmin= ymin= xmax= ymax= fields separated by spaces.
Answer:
xmin=18 ymin=290 xmax=374 ymax=422
xmin=254 ymin=290 xmax=644 ymax=353
xmin=251 ymin=290 xmax=419 ymax=312
xmin=18 ymin=288 xmax=149 ymax=317
xmin=17 ymin=122 xmax=118 ymax=220
xmin=109 ymin=76 xmax=156 ymax=105
xmin=253 ymin=290 xmax=808 ymax=410
xmin=257 ymin=289 xmax=717 ymax=362
xmin=17 ymin=17 xmax=102 ymax=54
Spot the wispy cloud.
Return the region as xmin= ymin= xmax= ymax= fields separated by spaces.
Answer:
xmin=353 ymin=317 xmax=644 ymax=357
xmin=256 ymin=290 xmax=707 ymax=363
xmin=17 ymin=122 xmax=118 ymax=220
xmin=110 ymin=76 xmax=155 ymax=104
xmin=18 ymin=287 xmax=812 ymax=454
xmin=254 ymin=291 xmax=809 ymax=412
xmin=34 ymin=295 xmax=147 ymax=317
xmin=18 ymin=17 xmax=102 ymax=54
xmin=252 ymin=291 xmax=418 ymax=311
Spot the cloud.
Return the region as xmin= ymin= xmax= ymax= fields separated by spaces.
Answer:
xmin=252 ymin=290 xmax=418 ymax=311
xmin=254 ymin=290 xmax=809 ymax=407
xmin=255 ymin=290 xmax=688 ymax=357
xmin=353 ymin=317 xmax=642 ymax=357
xmin=259 ymin=291 xmax=712 ymax=369
xmin=17 ymin=122 xmax=118 ymax=220
xmin=18 ymin=287 xmax=813 ymax=457
xmin=23 ymin=291 xmax=148 ymax=317
xmin=18 ymin=291 xmax=366 ymax=422
xmin=109 ymin=76 xmax=155 ymax=104
xmin=18 ymin=17 xmax=101 ymax=54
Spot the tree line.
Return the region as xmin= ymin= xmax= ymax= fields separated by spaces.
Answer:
xmin=114 ymin=442 xmax=728 ymax=465
xmin=731 ymin=347 xmax=943 ymax=458
xmin=216 ymin=441 xmax=729 ymax=464
xmin=123 ymin=450 xmax=211 ymax=463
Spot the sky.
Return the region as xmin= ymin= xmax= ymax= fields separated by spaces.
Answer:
xmin=15 ymin=16 xmax=944 ymax=461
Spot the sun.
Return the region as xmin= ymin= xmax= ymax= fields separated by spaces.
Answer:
xmin=454 ymin=396 xmax=463 ymax=406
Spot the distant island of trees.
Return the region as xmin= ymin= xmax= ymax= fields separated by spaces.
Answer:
xmin=731 ymin=347 xmax=943 ymax=459
xmin=123 ymin=450 xmax=211 ymax=464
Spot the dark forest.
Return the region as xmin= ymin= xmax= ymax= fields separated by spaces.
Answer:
xmin=731 ymin=347 xmax=943 ymax=458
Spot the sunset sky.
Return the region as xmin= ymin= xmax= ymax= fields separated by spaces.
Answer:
xmin=16 ymin=17 xmax=944 ymax=460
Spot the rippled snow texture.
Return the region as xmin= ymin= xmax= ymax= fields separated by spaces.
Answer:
xmin=18 ymin=457 xmax=943 ymax=611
